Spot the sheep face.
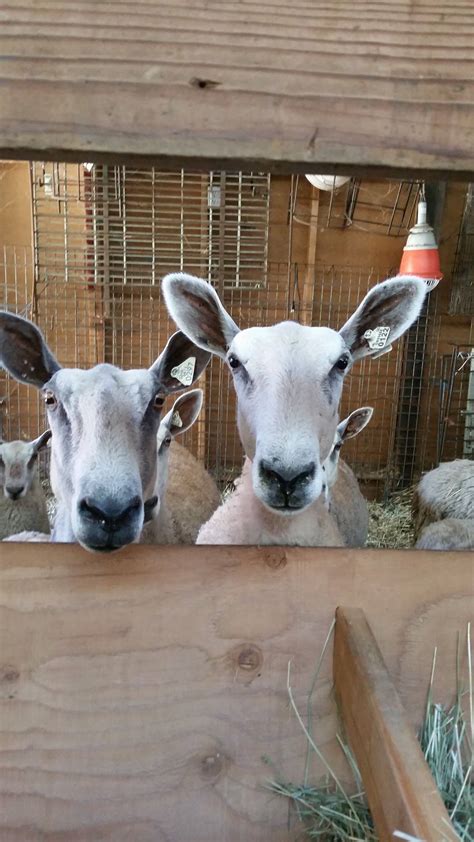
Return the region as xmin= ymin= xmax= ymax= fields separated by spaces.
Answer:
xmin=163 ymin=272 xmax=429 ymax=515
xmin=0 ymin=314 xmax=210 ymax=552
xmin=0 ymin=431 xmax=51 ymax=500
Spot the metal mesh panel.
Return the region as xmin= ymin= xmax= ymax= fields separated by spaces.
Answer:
xmin=450 ymin=184 xmax=474 ymax=315
xmin=0 ymin=245 xmax=42 ymax=441
xmin=436 ymin=346 xmax=474 ymax=461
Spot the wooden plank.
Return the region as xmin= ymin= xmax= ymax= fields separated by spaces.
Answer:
xmin=0 ymin=544 xmax=472 ymax=841
xmin=334 ymin=606 xmax=458 ymax=842
xmin=1 ymin=1 xmax=474 ymax=176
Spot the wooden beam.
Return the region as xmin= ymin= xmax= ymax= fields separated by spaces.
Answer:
xmin=1 ymin=1 xmax=474 ymax=176
xmin=0 ymin=544 xmax=472 ymax=840
xmin=334 ymin=606 xmax=458 ymax=842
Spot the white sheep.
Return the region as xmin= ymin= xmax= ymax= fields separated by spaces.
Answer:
xmin=5 ymin=392 xmax=220 ymax=547
xmin=413 ymin=459 xmax=474 ymax=539
xmin=163 ymin=272 xmax=428 ymax=546
xmin=0 ymin=431 xmax=52 ymax=540
xmin=142 ymin=389 xmax=220 ymax=543
xmin=324 ymin=407 xmax=373 ymax=546
xmin=415 ymin=518 xmax=474 ymax=550
xmin=0 ymin=312 xmax=210 ymax=552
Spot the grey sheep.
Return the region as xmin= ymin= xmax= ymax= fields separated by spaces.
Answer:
xmin=415 ymin=518 xmax=474 ymax=550
xmin=0 ymin=431 xmax=51 ymax=540
xmin=413 ymin=459 xmax=474 ymax=539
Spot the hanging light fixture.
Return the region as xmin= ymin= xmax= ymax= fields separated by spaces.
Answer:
xmin=398 ymin=184 xmax=443 ymax=282
xmin=305 ymin=174 xmax=350 ymax=191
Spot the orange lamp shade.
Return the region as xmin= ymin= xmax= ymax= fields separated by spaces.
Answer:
xmin=399 ymin=200 xmax=443 ymax=281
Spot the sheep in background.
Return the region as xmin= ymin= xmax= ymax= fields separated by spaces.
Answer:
xmin=142 ymin=389 xmax=220 ymax=543
xmin=323 ymin=407 xmax=373 ymax=490
xmin=415 ymin=518 xmax=474 ymax=550
xmin=0 ymin=431 xmax=52 ymax=539
xmin=324 ymin=407 xmax=373 ymax=547
xmin=413 ymin=459 xmax=474 ymax=539
xmin=3 ymin=530 xmax=50 ymax=542
xmin=5 ymin=392 xmax=220 ymax=547
xmin=163 ymin=272 xmax=430 ymax=547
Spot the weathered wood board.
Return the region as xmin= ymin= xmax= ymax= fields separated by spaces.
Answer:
xmin=1 ymin=1 xmax=474 ymax=175
xmin=0 ymin=543 xmax=472 ymax=841
xmin=334 ymin=607 xmax=457 ymax=842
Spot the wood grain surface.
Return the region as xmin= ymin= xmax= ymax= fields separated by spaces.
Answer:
xmin=334 ymin=606 xmax=458 ymax=842
xmin=0 ymin=543 xmax=472 ymax=840
xmin=0 ymin=1 xmax=473 ymax=175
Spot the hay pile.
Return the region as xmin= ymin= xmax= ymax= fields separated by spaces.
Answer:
xmin=367 ymin=488 xmax=415 ymax=549
xmin=268 ymin=625 xmax=473 ymax=841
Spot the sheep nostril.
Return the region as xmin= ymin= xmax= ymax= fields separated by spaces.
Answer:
xmin=79 ymin=495 xmax=142 ymax=531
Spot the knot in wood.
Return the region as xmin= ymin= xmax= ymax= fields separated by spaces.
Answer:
xmin=190 ymin=77 xmax=221 ymax=90
xmin=200 ymin=752 xmax=224 ymax=780
xmin=0 ymin=666 xmax=20 ymax=683
xmin=264 ymin=549 xmax=287 ymax=569
xmin=237 ymin=644 xmax=262 ymax=672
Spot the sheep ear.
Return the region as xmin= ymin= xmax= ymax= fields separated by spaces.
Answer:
xmin=337 ymin=407 xmax=373 ymax=443
xmin=161 ymin=389 xmax=203 ymax=438
xmin=150 ymin=330 xmax=210 ymax=394
xmin=339 ymin=276 xmax=430 ymax=360
xmin=0 ymin=312 xmax=61 ymax=387
xmin=162 ymin=272 xmax=239 ymax=359
xmin=31 ymin=429 xmax=52 ymax=453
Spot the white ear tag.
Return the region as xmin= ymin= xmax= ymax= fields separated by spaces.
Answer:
xmin=170 ymin=356 xmax=196 ymax=386
xmin=370 ymin=343 xmax=393 ymax=359
xmin=171 ymin=410 xmax=183 ymax=428
xmin=363 ymin=326 xmax=391 ymax=351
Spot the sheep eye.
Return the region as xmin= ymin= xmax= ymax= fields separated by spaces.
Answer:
xmin=228 ymin=354 xmax=241 ymax=370
xmin=43 ymin=390 xmax=57 ymax=408
xmin=335 ymin=356 xmax=349 ymax=372
xmin=164 ymin=435 xmax=172 ymax=448
xmin=153 ymin=394 xmax=166 ymax=410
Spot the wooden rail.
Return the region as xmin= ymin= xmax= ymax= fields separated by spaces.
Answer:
xmin=334 ymin=606 xmax=458 ymax=842
xmin=0 ymin=1 xmax=473 ymax=175
xmin=0 ymin=543 xmax=472 ymax=840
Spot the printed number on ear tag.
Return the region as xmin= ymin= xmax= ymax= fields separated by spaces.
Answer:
xmin=363 ymin=326 xmax=391 ymax=351
xmin=171 ymin=411 xmax=183 ymax=428
xmin=171 ymin=357 xmax=196 ymax=386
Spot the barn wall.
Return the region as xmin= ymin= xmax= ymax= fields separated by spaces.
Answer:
xmin=0 ymin=161 xmax=37 ymax=440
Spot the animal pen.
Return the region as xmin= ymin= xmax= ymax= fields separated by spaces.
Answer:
xmin=0 ymin=2 xmax=473 ymax=841
xmin=2 ymin=163 xmax=473 ymax=498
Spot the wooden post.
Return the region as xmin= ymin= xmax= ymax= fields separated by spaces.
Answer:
xmin=334 ymin=606 xmax=458 ymax=842
xmin=301 ymin=185 xmax=319 ymax=325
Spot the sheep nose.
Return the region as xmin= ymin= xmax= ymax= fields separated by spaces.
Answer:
xmin=259 ymin=461 xmax=316 ymax=497
xmin=6 ymin=486 xmax=24 ymax=500
xmin=78 ymin=495 xmax=142 ymax=531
